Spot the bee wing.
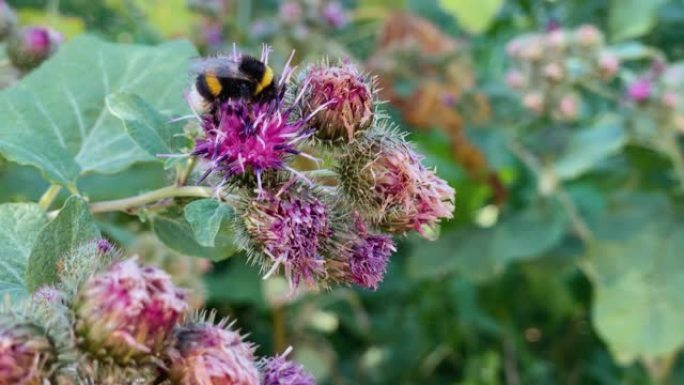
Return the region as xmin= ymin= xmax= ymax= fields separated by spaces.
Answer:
xmin=189 ymin=57 xmax=252 ymax=80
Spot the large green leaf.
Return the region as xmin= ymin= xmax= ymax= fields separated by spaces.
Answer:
xmin=584 ymin=198 xmax=684 ymax=364
xmin=553 ymin=119 xmax=626 ymax=181
xmin=106 ymin=92 xmax=186 ymax=158
xmin=407 ymin=229 xmax=502 ymax=282
xmin=609 ymin=0 xmax=666 ymax=41
xmin=492 ymin=202 xmax=568 ymax=263
xmin=153 ymin=211 xmax=238 ymax=261
xmin=183 ymin=199 xmax=234 ymax=247
xmin=438 ymin=0 xmax=502 ymax=34
xmin=0 ymin=204 xmax=48 ymax=300
xmin=26 ymin=196 xmax=100 ymax=291
xmin=0 ymin=35 xmax=196 ymax=188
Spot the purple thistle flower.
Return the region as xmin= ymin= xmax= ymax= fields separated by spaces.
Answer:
xmin=628 ymin=79 xmax=651 ymax=103
xmin=321 ymin=1 xmax=348 ymax=29
xmin=242 ymin=180 xmax=330 ymax=289
xmin=7 ymin=26 xmax=62 ymax=71
xmin=74 ymin=258 xmax=188 ymax=364
xmin=168 ymin=317 xmax=259 ymax=385
xmin=0 ymin=317 xmax=55 ymax=385
xmin=260 ymin=347 xmax=315 ymax=385
xmin=346 ymin=217 xmax=395 ymax=290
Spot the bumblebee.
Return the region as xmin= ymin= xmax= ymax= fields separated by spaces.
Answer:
xmin=188 ymin=55 xmax=276 ymax=113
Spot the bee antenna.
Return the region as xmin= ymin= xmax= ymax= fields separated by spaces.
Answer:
xmin=232 ymin=42 xmax=239 ymax=60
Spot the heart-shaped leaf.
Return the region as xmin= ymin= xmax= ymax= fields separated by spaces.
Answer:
xmin=184 ymin=199 xmax=234 ymax=247
xmin=0 ymin=35 xmax=196 ymax=189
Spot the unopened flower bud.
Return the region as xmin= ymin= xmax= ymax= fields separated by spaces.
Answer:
xmin=0 ymin=0 xmax=17 ymax=42
xmin=505 ymin=70 xmax=526 ymax=90
xmin=522 ymin=92 xmax=544 ymax=115
xmin=261 ymin=347 xmax=315 ymax=385
xmin=627 ymin=79 xmax=651 ymax=103
xmin=598 ymin=52 xmax=620 ymax=80
xmin=558 ymin=95 xmax=579 ymax=120
xmin=543 ymin=62 xmax=565 ymax=82
xmin=297 ymin=61 xmax=374 ymax=142
xmin=168 ymin=317 xmax=259 ymax=385
xmin=7 ymin=26 xmax=63 ymax=71
xmin=0 ymin=317 xmax=56 ymax=385
xmin=575 ymin=24 xmax=602 ymax=48
xmin=279 ymin=1 xmax=302 ymax=24
xmin=74 ymin=258 xmax=188 ymax=364
xmin=545 ymin=29 xmax=567 ymax=51
xmin=337 ymin=134 xmax=455 ymax=238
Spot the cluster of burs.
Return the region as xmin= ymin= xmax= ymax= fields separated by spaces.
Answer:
xmin=0 ymin=240 xmax=316 ymax=385
xmin=505 ymin=24 xmax=620 ymax=121
xmin=189 ymin=54 xmax=455 ymax=292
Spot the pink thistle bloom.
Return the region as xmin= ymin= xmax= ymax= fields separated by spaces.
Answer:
xmin=298 ymin=61 xmax=373 ymax=142
xmin=345 ymin=216 xmax=395 ymax=290
xmin=168 ymin=318 xmax=259 ymax=385
xmin=242 ymin=180 xmax=331 ymax=288
xmin=74 ymin=258 xmax=188 ymax=364
xmin=522 ymin=92 xmax=544 ymax=115
xmin=0 ymin=319 xmax=55 ymax=385
xmin=558 ymin=95 xmax=579 ymax=120
xmin=279 ymin=1 xmax=302 ymax=24
xmin=193 ymin=100 xmax=311 ymax=184
xmin=7 ymin=26 xmax=62 ymax=70
xmin=260 ymin=346 xmax=315 ymax=385
xmin=543 ymin=62 xmax=565 ymax=82
xmin=627 ymin=79 xmax=651 ymax=103
xmin=339 ymin=135 xmax=455 ymax=238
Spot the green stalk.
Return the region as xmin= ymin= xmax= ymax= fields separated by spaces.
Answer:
xmin=37 ymin=184 xmax=62 ymax=210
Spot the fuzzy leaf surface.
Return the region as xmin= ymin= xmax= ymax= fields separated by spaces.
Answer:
xmin=0 ymin=35 xmax=195 ymax=188
xmin=26 ymin=196 xmax=100 ymax=291
xmin=0 ymin=204 xmax=48 ymax=300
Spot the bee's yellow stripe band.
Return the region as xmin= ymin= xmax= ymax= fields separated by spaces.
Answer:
xmin=255 ymin=66 xmax=273 ymax=94
xmin=205 ymin=72 xmax=222 ymax=97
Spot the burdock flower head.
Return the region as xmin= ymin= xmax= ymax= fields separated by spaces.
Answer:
xmin=0 ymin=316 xmax=56 ymax=385
xmin=168 ymin=313 xmax=259 ymax=385
xmin=260 ymin=346 xmax=315 ymax=385
xmin=337 ymin=131 xmax=455 ymax=238
xmin=74 ymin=258 xmax=188 ymax=364
xmin=342 ymin=215 xmax=395 ymax=290
xmin=240 ymin=179 xmax=331 ymax=288
xmin=7 ymin=26 xmax=63 ymax=71
xmin=294 ymin=60 xmax=374 ymax=143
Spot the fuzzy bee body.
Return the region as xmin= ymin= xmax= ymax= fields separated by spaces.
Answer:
xmin=189 ymin=55 xmax=276 ymax=113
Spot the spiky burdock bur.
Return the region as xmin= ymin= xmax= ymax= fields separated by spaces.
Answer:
xmin=73 ymin=258 xmax=189 ymax=365
xmin=7 ymin=25 xmax=63 ymax=71
xmin=290 ymin=60 xmax=375 ymax=144
xmin=260 ymin=347 xmax=315 ymax=385
xmin=336 ymin=130 xmax=455 ymax=238
xmin=237 ymin=178 xmax=332 ymax=289
xmin=0 ymin=314 xmax=56 ymax=385
xmin=167 ymin=312 xmax=259 ymax=385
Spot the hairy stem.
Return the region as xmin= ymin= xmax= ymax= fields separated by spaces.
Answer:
xmin=90 ymin=186 xmax=227 ymax=214
xmin=38 ymin=184 xmax=62 ymax=210
xmin=177 ymin=157 xmax=197 ymax=186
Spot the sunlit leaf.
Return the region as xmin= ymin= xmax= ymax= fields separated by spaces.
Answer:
xmin=438 ymin=0 xmax=502 ymax=34
xmin=609 ymin=0 xmax=666 ymax=41
xmin=153 ymin=211 xmax=238 ymax=261
xmin=0 ymin=35 xmax=196 ymax=188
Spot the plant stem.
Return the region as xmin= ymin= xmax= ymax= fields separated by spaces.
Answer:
xmin=302 ymin=169 xmax=337 ymax=178
xmin=38 ymin=184 xmax=62 ymax=210
xmin=177 ymin=157 xmax=197 ymax=186
xmin=89 ymin=186 xmax=214 ymax=214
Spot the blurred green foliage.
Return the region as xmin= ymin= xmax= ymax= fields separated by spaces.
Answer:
xmin=2 ymin=0 xmax=684 ymax=384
